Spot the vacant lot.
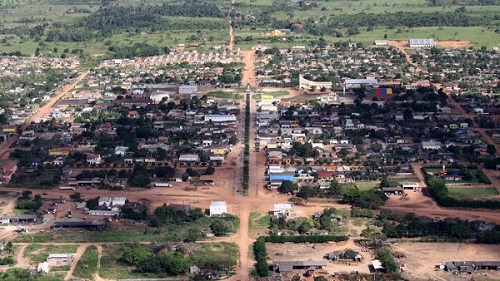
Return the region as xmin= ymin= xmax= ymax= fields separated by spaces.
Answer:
xmin=266 ymin=240 xmax=374 ymax=275
xmin=448 ymin=187 xmax=499 ymax=198
xmin=393 ymin=243 xmax=500 ymax=281
xmin=24 ymin=244 xmax=78 ymax=265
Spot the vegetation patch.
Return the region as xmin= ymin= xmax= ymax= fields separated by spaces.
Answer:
xmin=207 ymin=91 xmax=242 ymax=100
xmin=73 ymin=245 xmax=98 ymax=280
xmin=25 ymin=244 xmax=78 ymax=265
xmin=448 ymin=187 xmax=499 ymax=198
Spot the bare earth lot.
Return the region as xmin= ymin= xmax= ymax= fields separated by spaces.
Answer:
xmin=393 ymin=243 xmax=500 ymax=281
xmin=266 ymin=240 xmax=375 ymax=275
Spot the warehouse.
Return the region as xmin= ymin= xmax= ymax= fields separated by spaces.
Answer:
xmin=408 ymin=39 xmax=435 ymax=48
xmin=178 ymin=154 xmax=201 ymax=163
xmin=345 ymin=78 xmax=378 ymax=89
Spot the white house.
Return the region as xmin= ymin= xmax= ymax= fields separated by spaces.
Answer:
xmin=209 ymin=201 xmax=227 ymax=217
xmin=114 ymin=146 xmax=128 ymax=156
xmin=421 ymin=141 xmax=442 ymax=150
xmin=86 ymin=154 xmax=102 ymax=165
xmin=112 ymin=197 xmax=126 ymax=207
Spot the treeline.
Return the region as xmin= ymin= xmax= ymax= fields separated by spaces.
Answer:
xmin=263 ymin=235 xmax=348 ymax=243
xmin=108 ymin=43 xmax=171 ymax=59
xmin=374 ymin=210 xmax=500 ymax=244
xmin=427 ymin=177 xmax=500 ymax=209
xmin=77 ymin=4 xmax=224 ymax=33
xmin=253 ymin=237 xmax=270 ymax=277
xmin=427 ymin=0 xmax=500 ymax=6
xmin=242 ymin=93 xmax=250 ymax=192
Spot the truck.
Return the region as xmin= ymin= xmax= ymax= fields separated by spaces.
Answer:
xmin=59 ymin=186 xmax=75 ymax=190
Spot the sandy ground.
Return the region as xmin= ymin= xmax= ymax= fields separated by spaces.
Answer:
xmin=436 ymin=40 xmax=472 ymax=48
xmin=393 ymin=243 xmax=500 ymax=281
xmin=266 ymin=239 xmax=375 ymax=275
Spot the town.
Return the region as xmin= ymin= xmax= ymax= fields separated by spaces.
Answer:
xmin=0 ymin=0 xmax=499 ymax=280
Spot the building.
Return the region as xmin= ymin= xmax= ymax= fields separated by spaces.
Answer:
xmin=269 ymin=172 xmax=295 ymax=182
xmin=209 ymin=201 xmax=227 ymax=217
xmin=345 ymin=78 xmax=378 ymax=89
xmin=299 ymin=75 xmax=332 ymax=90
xmin=204 ymin=115 xmax=237 ymax=123
xmin=114 ymin=146 xmax=128 ymax=156
xmin=408 ymin=38 xmax=435 ymax=48
xmin=374 ymin=40 xmax=388 ymax=46
xmin=179 ymin=85 xmax=198 ymax=95
xmin=47 ymin=254 xmax=74 ymax=266
xmin=1 ymin=214 xmax=37 ymax=224
xmin=178 ymin=154 xmax=200 ymax=163
xmin=87 ymin=210 xmax=120 ymax=216
xmin=422 ymin=140 xmax=442 ymax=150
xmin=272 ymin=261 xmax=327 ymax=273
xmin=53 ymin=219 xmax=106 ymax=229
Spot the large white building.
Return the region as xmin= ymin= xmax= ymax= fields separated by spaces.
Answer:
xmin=204 ymin=115 xmax=237 ymax=123
xmin=178 ymin=154 xmax=200 ymax=162
xmin=210 ymin=201 xmax=227 ymax=217
xmin=345 ymin=78 xmax=378 ymax=89
xmin=299 ymin=75 xmax=332 ymax=90
xmin=408 ymin=39 xmax=435 ymax=48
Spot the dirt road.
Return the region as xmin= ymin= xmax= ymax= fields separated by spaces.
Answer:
xmin=388 ymin=40 xmax=424 ymax=73
xmin=228 ymin=0 xmax=235 ymax=52
xmin=64 ymin=244 xmax=88 ymax=281
xmin=241 ymin=51 xmax=256 ymax=88
xmin=0 ymin=70 xmax=89 ymax=160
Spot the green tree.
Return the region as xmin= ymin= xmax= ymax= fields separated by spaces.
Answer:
xmin=210 ymin=219 xmax=234 ymax=236
xmin=120 ymin=244 xmax=151 ymax=266
xmin=229 ymin=135 xmax=238 ymax=145
xmin=278 ymin=180 xmax=297 ymax=194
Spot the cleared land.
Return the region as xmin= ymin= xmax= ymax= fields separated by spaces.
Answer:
xmin=393 ymin=243 xmax=500 ymax=281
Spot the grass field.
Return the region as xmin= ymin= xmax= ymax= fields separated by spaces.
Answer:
xmin=448 ymin=187 xmax=499 ymax=198
xmin=355 ymin=181 xmax=379 ymax=191
xmin=234 ymin=26 xmax=500 ymax=50
xmin=207 ymin=91 xmax=243 ymax=100
xmin=24 ymin=244 xmax=78 ymax=265
xmin=73 ymin=246 xmax=98 ymax=280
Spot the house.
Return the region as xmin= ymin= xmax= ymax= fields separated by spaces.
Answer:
xmin=179 ymin=85 xmax=198 ymax=95
xmin=47 ymin=254 xmax=74 ymax=266
xmin=209 ymin=201 xmax=227 ymax=217
xmin=114 ymin=146 xmax=128 ymax=156
xmin=98 ymin=197 xmax=112 ymax=207
xmin=86 ymin=154 xmax=102 ymax=165
xmin=111 ymin=197 xmax=126 ymax=207
xmin=400 ymin=181 xmax=420 ymax=191
xmin=422 ymin=141 xmax=442 ymax=150
xmin=37 ymin=262 xmax=49 ymax=274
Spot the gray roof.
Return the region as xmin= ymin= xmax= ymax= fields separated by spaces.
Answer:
xmin=272 ymin=261 xmax=327 ymax=267
xmin=409 ymin=39 xmax=434 ymax=46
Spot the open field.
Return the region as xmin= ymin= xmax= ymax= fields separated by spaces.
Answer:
xmin=447 ymin=187 xmax=499 ymax=198
xmin=24 ymin=244 xmax=78 ymax=265
xmin=266 ymin=240 xmax=375 ymax=275
xmin=235 ymin=26 xmax=500 ymax=50
xmin=393 ymin=243 xmax=500 ymax=281
xmin=207 ymin=91 xmax=243 ymax=100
